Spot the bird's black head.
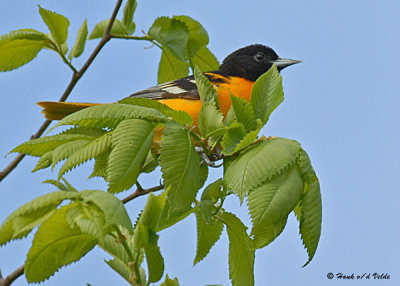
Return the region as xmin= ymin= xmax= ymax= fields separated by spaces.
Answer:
xmin=218 ymin=44 xmax=300 ymax=81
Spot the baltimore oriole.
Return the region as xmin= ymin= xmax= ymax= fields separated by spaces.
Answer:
xmin=38 ymin=44 xmax=300 ymax=124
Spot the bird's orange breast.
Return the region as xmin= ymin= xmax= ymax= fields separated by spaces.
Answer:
xmin=159 ymin=76 xmax=254 ymax=125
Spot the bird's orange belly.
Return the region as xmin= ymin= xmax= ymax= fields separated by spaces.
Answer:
xmin=159 ymin=77 xmax=254 ymax=126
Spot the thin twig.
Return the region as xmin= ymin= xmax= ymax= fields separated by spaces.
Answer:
xmin=0 ymin=0 xmax=123 ymax=183
xmin=121 ymin=184 xmax=164 ymax=204
xmin=0 ymin=265 xmax=24 ymax=286
xmin=110 ymin=34 xmax=152 ymax=41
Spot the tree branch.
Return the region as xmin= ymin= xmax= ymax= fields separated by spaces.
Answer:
xmin=0 ymin=0 xmax=123 ymax=183
xmin=0 ymin=265 xmax=24 ymax=286
xmin=121 ymin=184 xmax=164 ymax=204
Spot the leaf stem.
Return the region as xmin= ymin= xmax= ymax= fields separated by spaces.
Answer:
xmin=113 ymin=225 xmax=134 ymax=261
xmin=110 ymin=34 xmax=152 ymax=41
xmin=113 ymin=225 xmax=144 ymax=285
xmin=58 ymin=49 xmax=78 ymax=73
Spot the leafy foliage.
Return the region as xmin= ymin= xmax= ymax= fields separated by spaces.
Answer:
xmin=38 ymin=5 xmax=70 ymax=46
xmin=0 ymin=3 xmax=322 ymax=285
xmin=160 ymin=121 xmax=201 ymax=211
xmin=106 ymin=119 xmax=155 ymax=193
xmin=0 ymin=29 xmax=50 ymax=71
xmin=25 ymin=205 xmax=97 ymax=282
xmin=68 ymin=19 xmax=88 ymax=60
xmin=122 ymin=0 xmax=137 ymax=34
xmin=222 ymin=211 xmax=255 ymax=286
xmin=250 ymin=65 xmax=284 ymax=124
xmin=0 ymin=191 xmax=79 ymax=245
xmin=158 ymin=48 xmax=190 ymax=84
xmin=224 ymin=138 xmax=301 ymax=201
xmin=248 ymin=165 xmax=303 ymax=248
xmin=148 ymin=16 xmax=219 ymax=83
xmin=194 ymin=208 xmax=223 ymax=264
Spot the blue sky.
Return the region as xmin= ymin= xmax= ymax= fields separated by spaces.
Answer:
xmin=1 ymin=1 xmax=400 ymax=285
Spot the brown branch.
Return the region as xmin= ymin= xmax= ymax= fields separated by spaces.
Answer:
xmin=0 ymin=265 xmax=24 ymax=286
xmin=121 ymin=184 xmax=164 ymax=204
xmin=0 ymin=0 xmax=123 ymax=183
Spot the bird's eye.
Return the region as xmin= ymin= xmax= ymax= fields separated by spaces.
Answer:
xmin=254 ymin=52 xmax=265 ymax=62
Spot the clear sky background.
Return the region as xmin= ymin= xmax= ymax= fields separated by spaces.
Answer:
xmin=1 ymin=1 xmax=399 ymax=285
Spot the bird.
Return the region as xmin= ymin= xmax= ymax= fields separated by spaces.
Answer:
xmin=38 ymin=44 xmax=300 ymax=124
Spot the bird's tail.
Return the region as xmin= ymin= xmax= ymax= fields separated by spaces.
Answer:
xmin=37 ymin=101 xmax=103 ymax=120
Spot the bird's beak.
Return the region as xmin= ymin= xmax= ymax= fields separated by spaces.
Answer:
xmin=271 ymin=58 xmax=302 ymax=70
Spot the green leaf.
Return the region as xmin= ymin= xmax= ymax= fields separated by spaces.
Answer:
xmin=65 ymin=203 xmax=106 ymax=239
xmin=0 ymin=29 xmax=49 ymax=72
xmin=105 ymin=258 xmax=132 ymax=284
xmin=0 ymin=206 xmax=57 ymax=245
xmin=224 ymin=138 xmax=301 ymax=201
xmin=61 ymin=178 xmax=79 ymax=192
xmin=0 ymin=29 xmax=48 ymax=42
xmin=231 ymin=128 xmax=261 ymax=154
xmin=220 ymin=122 xmax=246 ymax=156
xmin=122 ymin=0 xmax=137 ymax=34
xmin=222 ymin=212 xmax=254 ymax=286
xmin=198 ymin=163 xmax=209 ymax=192
xmin=81 ymin=190 xmax=133 ymax=232
xmin=194 ymin=208 xmax=223 ymax=264
xmin=38 ymin=5 xmax=70 ymax=45
xmin=160 ymin=274 xmax=180 ymax=286
xmin=32 ymin=150 xmax=53 ymax=172
xmin=158 ymin=48 xmax=189 ymax=84
xmin=223 ymin=106 xmax=236 ymax=126
xmin=138 ymin=193 xmax=166 ymax=232
xmin=248 ymin=165 xmax=304 ymax=248
xmin=88 ymin=19 xmax=126 ymax=39
xmin=160 ymin=121 xmax=201 ymax=211
xmin=199 ymin=179 xmax=224 ymax=223
xmin=68 ymin=19 xmax=88 ymax=60
xmin=297 ymin=149 xmax=316 ymax=183
xmin=52 ymin=139 xmax=91 ymax=169
xmin=119 ymin=97 xmax=193 ymax=126
xmin=0 ymin=191 xmax=79 ymax=246
xmin=58 ymin=132 xmax=112 ymax=179
xmin=145 ymin=231 xmax=164 ymax=283
xmin=148 ymin=17 xmax=189 ymax=61
xmin=250 ymin=65 xmax=283 ymax=124
xmin=198 ymin=103 xmax=225 ymax=138
xmin=49 ymin=104 xmax=166 ymax=132
xmin=107 ymin=119 xmax=155 ymax=193
xmin=61 ymin=126 xmax=106 ymax=137
xmin=172 ymin=16 xmax=208 ymax=58
xmin=142 ymin=151 xmax=158 ymax=173
xmin=89 ymin=152 xmax=110 ymax=179
xmin=230 ymin=95 xmax=257 ymax=132
xmin=99 ymin=231 xmax=134 ymax=266
xmin=10 ymin=133 xmax=96 ymax=157
xmin=156 ymin=201 xmax=194 ymax=232
xmin=25 ymin=205 xmax=97 ymax=282
xmin=298 ymin=180 xmax=322 ymax=266
xmin=43 ymin=178 xmax=77 ymax=192
xmin=190 ymin=46 xmax=219 ymax=71
xmin=254 ymin=218 xmax=288 ymax=249
xmin=194 ymin=65 xmax=218 ymax=105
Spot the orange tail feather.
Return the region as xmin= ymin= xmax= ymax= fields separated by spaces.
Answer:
xmin=37 ymin=101 xmax=103 ymax=120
